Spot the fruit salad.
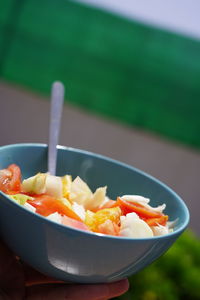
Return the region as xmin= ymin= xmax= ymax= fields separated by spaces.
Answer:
xmin=0 ymin=164 xmax=174 ymax=238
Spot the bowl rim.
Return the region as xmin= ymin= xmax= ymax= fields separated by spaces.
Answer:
xmin=0 ymin=142 xmax=190 ymax=241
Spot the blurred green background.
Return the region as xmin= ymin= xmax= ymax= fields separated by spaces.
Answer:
xmin=1 ymin=0 xmax=200 ymax=149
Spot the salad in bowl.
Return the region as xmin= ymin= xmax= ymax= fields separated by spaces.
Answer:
xmin=0 ymin=164 xmax=173 ymax=239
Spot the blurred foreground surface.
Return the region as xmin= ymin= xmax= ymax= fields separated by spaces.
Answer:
xmin=0 ymin=81 xmax=199 ymax=235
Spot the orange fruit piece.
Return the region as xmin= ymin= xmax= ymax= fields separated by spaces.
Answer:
xmin=85 ymin=207 xmax=121 ymax=233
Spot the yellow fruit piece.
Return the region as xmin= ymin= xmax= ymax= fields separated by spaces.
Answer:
xmin=62 ymin=175 xmax=72 ymax=200
xmin=85 ymin=207 xmax=121 ymax=232
xmin=85 ymin=210 xmax=96 ymax=231
xmin=60 ymin=197 xmax=72 ymax=210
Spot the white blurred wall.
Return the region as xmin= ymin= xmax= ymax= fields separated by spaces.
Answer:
xmin=75 ymin=0 xmax=200 ymax=39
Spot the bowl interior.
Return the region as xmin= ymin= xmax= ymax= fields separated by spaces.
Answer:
xmin=0 ymin=143 xmax=189 ymax=233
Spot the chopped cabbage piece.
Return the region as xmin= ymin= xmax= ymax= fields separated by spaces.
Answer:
xmin=9 ymin=194 xmax=33 ymax=205
xmin=70 ymin=176 xmax=93 ymax=206
xmin=45 ymin=174 xmax=62 ymax=198
xmin=120 ymin=212 xmax=153 ymax=238
xmin=24 ymin=202 xmax=36 ymax=213
xmin=121 ymin=195 xmax=150 ymax=204
xmin=86 ymin=186 xmax=107 ymax=210
xmin=72 ymin=202 xmax=86 ymax=220
xmin=22 ymin=173 xmax=62 ymax=199
xmin=151 ymin=225 xmax=169 ymax=236
xmin=22 ymin=173 xmax=46 ymax=194
xmin=46 ymin=212 xmax=62 ymax=224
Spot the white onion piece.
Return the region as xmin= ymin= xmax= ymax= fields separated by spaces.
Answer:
xmin=120 ymin=212 xmax=153 ymax=238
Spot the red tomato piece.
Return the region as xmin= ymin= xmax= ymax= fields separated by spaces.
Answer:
xmin=115 ymin=197 xmax=163 ymax=219
xmin=27 ymin=195 xmax=82 ymax=221
xmin=146 ymin=215 xmax=168 ymax=227
xmin=62 ymin=215 xmax=89 ymax=231
xmin=0 ymin=164 xmax=21 ymax=193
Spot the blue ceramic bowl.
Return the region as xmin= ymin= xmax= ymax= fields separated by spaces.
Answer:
xmin=0 ymin=143 xmax=189 ymax=283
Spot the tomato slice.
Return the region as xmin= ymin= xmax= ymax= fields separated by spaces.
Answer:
xmin=146 ymin=215 xmax=168 ymax=226
xmin=0 ymin=164 xmax=21 ymax=193
xmin=8 ymin=164 xmax=21 ymax=192
xmin=0 ymin=169 xmax=11 ymax=192
xmin=27 ymin=195 xmax=82 ymax=221
xmin=115 ymin=197 xmax=163 ymax=219
xmin=62 ymin=215 xmax=89 ymax=231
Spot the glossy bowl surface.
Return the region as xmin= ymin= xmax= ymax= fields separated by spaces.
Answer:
xmin=0 ymin=143 xmax=190 ymax=283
